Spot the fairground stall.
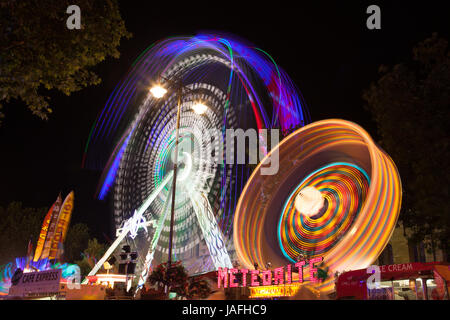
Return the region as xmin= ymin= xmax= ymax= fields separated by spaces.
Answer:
xmin=336 ymin=262 xmax=450 ymax=300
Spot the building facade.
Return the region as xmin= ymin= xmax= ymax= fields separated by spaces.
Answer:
xmin=378 ymin=222 xmax=447 ymax=265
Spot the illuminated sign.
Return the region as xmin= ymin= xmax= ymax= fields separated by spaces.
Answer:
xmin=49 ymin=191 xmax=74 ymax=260
xmin=8 ymin=269 xmax=62 ymax=298
xmin=217 ymin=257 xmax=324 ymax=288
xmin=249 ymin=283 xmax=303 ymax=298
xmin=380 ymin=263 xmax=413 ymax=273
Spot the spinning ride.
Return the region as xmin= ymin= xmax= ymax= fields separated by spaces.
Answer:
xmin=233 ymin=119 xmax=402 ymax=292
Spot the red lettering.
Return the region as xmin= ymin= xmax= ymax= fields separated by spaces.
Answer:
xmin=217 ymin=267 xmax=228 ymax=288
xmin=240 ymin=269 xmax=249 ymax=287
xmin=262 ymin=270 xmax=272 ymax=286
xmin=286 ymin=264 xmax=292 ymax=284
xmin=221 ymin=257 xmax=326 ymax=288
xmin=308 ymin=257 xmax=323 ymax=283
xmin=295 ymin=261 xmax=306 ymax=282
xmin=229 ymin=268 xmax=238 ymax=288
xmin=274 ymin=267 xmax=284 ymax=285
xmin=250 ymin=270 xmax=260 ymax=286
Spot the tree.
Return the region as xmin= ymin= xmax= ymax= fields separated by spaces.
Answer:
xmin=63 ymin=223 xmax=90 ymax=263
xmin=0 ymin=0 xmax=131 ymax=124
xmin=147 ymin=262 xmax=212 ymax=299
xmin=148 ymin=261 xmax=189 ymax=298
xmin=185 ymin=278 xmax=212 ymax=300
xmin=74 ymin=237 xmax=106 ymax=278
xmin=0 ymin=202 xmax=48 ymax=265
xmin=363 ymin=33 xmax=449 ymax=257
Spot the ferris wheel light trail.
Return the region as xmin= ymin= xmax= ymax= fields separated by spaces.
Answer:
xmin=136 ymin=190 xmax=173 ymax=291
xmin=84 ymin=33 xmax=310 ymax=287
xmin=188 ymin=190 xmax=233 ymax=269
xmin=135 ymin=171 xmax=174 ymax=219
xmin=87 ymin=171 xmax=174 ymax=278
xmin=178 ymin=152 xmax=193 ymax=182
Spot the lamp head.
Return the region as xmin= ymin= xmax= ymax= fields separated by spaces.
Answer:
xmin=192 ymin=102 xmax=208 ymax=115
xmin=150 ymin=85 xmax=167 ymax=98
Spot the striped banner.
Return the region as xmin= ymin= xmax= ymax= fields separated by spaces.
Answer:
xmin=49 ymin=191 xmax=74 ymax=261
xmin=33 ymin=204 xmax=54 ymax=262
xmin=40 ymin=194 xmax=63 ymax=260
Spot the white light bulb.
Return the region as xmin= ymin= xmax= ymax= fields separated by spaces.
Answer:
xmin=295 ymin=186 xmax=324 ymax=217
xmin=192 ymin=102 xmax=208 ymax=115
xmin=150 ymin=85 xmax=167 ymax=98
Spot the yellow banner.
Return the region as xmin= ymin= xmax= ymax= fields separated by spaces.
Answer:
xmin=33 ymin=204 xmax=54 ymax=262
xmin=40 ymin=195 xmax=63 ymax=260
xmin=49 ymin=191 xmax=74 ymax=260
xmin=249 ymin=284 xmax=302 ymax=299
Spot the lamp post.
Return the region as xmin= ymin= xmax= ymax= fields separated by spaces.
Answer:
xmin=150 ymin=76 xmax=208 ymax=297
xmin=167 ymin=82 xmax=183 ymax=269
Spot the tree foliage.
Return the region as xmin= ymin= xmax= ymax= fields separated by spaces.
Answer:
xmin=74 ymin=237 xmax=106 ymax=278
xmin=147 ymin=261 xmax=212 ymax=299
xmin=185 ymin=278 xmax=212 ymax=300
xmin=0 ymin=202 xmax=48 ymax=265
xmin=63 ymin=222 xmax=90 ymax=263
xmin=0 ymin=0 xmax=131 ymax=124
xmin=148 ymin=261 xmax=189 ymax=297
xmin=363 ymin=33 xmax=449 ymax=254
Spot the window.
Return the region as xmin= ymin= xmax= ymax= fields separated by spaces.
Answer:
xmin=392 ymin=279 xmax=419 ymax=300
xmin=409 ymin=241 xmax=426 ymax=262
xmin=378 ymin=244 xmax=394 ymax=265
xmin=426 ymin=278 xmax=447 ymax=300
xmin=367 ymin=278 xmax=427 ymax=300
xmin=414 ymin=278 xmax=426 ymax=300
xmin=367 ymin=280 xmax=395 ymax=300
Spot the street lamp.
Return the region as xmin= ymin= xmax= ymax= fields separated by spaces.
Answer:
xmin=192 ymin=102 xmax=208 ymax=115
xmin=149 ymin=85 xmax=167 ymax=98
xmin=150 ymin=77 xmax=208 ymax=296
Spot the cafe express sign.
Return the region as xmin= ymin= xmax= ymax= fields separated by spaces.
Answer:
xmin=8 ymin=269 xmax=62 ymax=298
xmin=217 ymin=257 xmax=324 ymax=289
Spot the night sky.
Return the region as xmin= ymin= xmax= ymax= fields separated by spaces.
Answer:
xmin=0 ymin=2 xmax=448 ymax=242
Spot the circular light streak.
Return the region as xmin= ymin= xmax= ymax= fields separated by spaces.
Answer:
xmin=233 ymin=119 xmax=402 ymax=293
xmin=279 ymin=162 xmax=370 ymax=261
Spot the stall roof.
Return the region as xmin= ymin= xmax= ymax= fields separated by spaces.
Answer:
xmin=434 ymin=265 xmax=450 ymax=285
xmin=338 ymin=262 xmax=450 ymax=282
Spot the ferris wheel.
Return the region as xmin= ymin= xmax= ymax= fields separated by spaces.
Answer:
xmin=83 ymin=33 xmax=309 ymax=289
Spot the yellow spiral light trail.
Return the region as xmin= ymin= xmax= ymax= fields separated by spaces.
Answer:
xmin=233 ymin=119 xmax=402 ymax=292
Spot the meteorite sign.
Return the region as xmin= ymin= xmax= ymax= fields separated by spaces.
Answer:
xmin=8 ymin=269 xmax=62 ymax=298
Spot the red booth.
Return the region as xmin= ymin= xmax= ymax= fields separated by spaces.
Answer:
xmin=336 ymin=262 xmax=450 ymax=300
